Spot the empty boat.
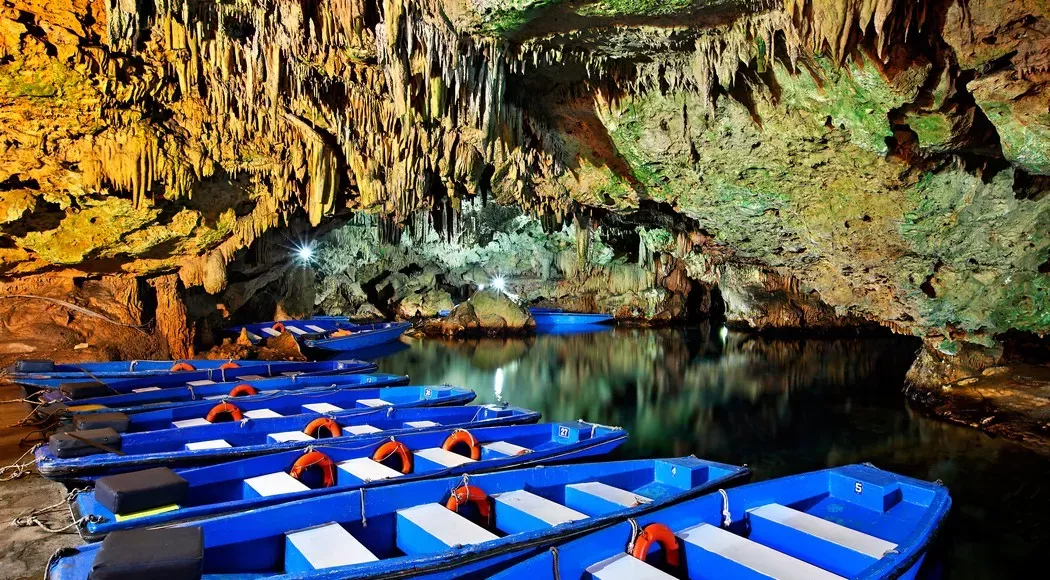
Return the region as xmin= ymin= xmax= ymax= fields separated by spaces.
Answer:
xmin=530 ymin=308 xmax=614 ymax=329
xmin=489 ymin=464 xmax=951 ymax=580
xmin=72 ymin=421 xmax=630 ymax=538
xmin=48 ymin=456 xmax=749 ymax=579
xmin=229 ymin=319 xmax=412 ymax=352
xmin=36 ymin=403 xmax=539 ymax=481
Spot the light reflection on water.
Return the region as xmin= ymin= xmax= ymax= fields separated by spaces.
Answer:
xmin=348 ymin=326 xmax=1048 ymax=578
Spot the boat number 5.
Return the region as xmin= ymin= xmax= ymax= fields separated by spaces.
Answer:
xmin=559 ymin=427 xmax=570 ymax=438
xmin=855 ymin=482 xmax=863 ymax=494
xmin=424 ymin=388 xmax=432 ymax=397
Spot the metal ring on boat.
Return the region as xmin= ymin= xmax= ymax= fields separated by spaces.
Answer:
xmin=205 ymin=402 xmax=243 ymax=423
xmin=272 ymin=322 xmax=286 ymax=333
xmin=445 ymin=485 xmax=491 ymax=526
xmin=631 ymin=523 xmax=680 ymax=567
xmin=289 ymin=451 xmax=336 ymax=487
xmin=442 ymin=429 xmax=481 ymax=460
xmin=169 ymin=362 xmax=196 ymax=372
xmin=372 ymin=440 xmax=413 ymax=474
xmin=227 ymin=384 xmax=258 ymax=397
xmin=303 ymin=417 xmax=342 ymax=438
xmin=219 ymin=361 xmax=240 ymax=370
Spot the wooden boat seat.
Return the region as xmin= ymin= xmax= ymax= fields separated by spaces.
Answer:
xmin=244 ymin=409 xmax=283 ymax=419
xmin=185 ymin=440 xmax=232 ymax=450
xmin=492 ymin=490 xmax=587 ymax=534
xmin=286 ymin=326 xmax=307 ymax=335
xmin=303 ymin=403 xmax=344 ymax=413
xmin=337 ymin=457 xmax=405 ymax=484
xmin=414 ymin=447 xmax=476 ymax=469
xmin=564 ymin=482 xmax=651 ymax=515
xmin=482 ymin=441 xmax=530 ymax=457
xmin=244 ymin=472 xmax=310 ymax=498
xmin=344 ymin=424 xmax=382 ymax=435
xmin=172 ymin=418 xmax=212 ymax=428
xmin=396 ymin=503 xmax=498 ymax=555
xmin=404 ymin=420 xmax=440 ymax=428
xmin=281 ymin=372 xmax=303 ymax=376
xmin=356 ymin=398 xmax=392 ymax=408
xmin=587 ymin=552 xmax=676 ymax=580
xmin=749 ymin=504 xmax=896 ymax=558
xmin=262 ymin=328 xmax=281 ymax=337
xmin=268 ymin=431 xmax=316 ymax=443
xmin=285 ymin=522 xmax=377 ymax=572
xmin=186 ymin=380 xmax=217 ymax=386
xmin=246 ymin=331 xmax=263 ymax=341
xmin=677 ymin=523 xmax=845 ymax=580
xmin=131 ymin=386 xmax=162 ymax=393
xmin=238 ymin=374 xmax=266 ymax=380
xmin=305 ymin=325 xmax=327 ymax=333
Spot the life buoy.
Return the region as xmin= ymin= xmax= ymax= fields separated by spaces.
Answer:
xmin=442 ymin=429 xmax=481 ymax=460
xmin=631 ymin=523 xmax=680 ymax=567
xmin=227 ymin=384 xmax=258 ymax=397
xmin=272 ymin=322 xmax=286 ymax=333
xmin=330 ymin=329 xmax=353 ymax=338
xmin=303 ymin=417 xmax=342 ymax=438
xmin=289 ymin=451 xmax=336 ymax=488
xmin=372 ymin=440 xmax=413 ymax=474
xmin=205 ymin=402 xmax=243 ymax=423
xmin=170 ymin=362 xmax=196 ymax=372
xmin=445 ymin=485 xmax=491 ymax=526
xmin=219 ymin=361 xmax=240 ymax=370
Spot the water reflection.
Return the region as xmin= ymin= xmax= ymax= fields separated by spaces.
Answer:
xmin=374 ymin=327 xmax=1049 ymax=579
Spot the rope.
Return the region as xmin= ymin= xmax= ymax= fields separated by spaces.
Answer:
xmin=0 ymin=445 xmax=41 ymax=481
xmin=13 ymin=488 xmax=96 ymax=533
xmin=550 ymin=546 xmax=561 ymax=580
xmin=625 ymin=518 xmax=640 ymax=554
xmin=360 ymin=488 xmax=367 ymax=528
xmin=0 ymin=295 xmax=149 ymax=331
xmin=718 ymin=489 xmax=732 ymax=527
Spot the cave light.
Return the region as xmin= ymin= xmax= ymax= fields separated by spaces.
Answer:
xmin=491 ymin=276 xmax=507 ymax=292
xmin=719 ymin=326 xmax=729 ymax=343
xmin=294 ymin=242 xmax=315 ymax=263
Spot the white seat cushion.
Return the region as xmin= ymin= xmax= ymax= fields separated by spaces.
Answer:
xmin=587 ymin=553 xmax=676 ymax=580
xmin=245 ymin=472 xmax=309 ymax=497
xmin=749 ymin=504 xmax=897 ymax=558
xmin=397 ymin=503 xmax=497 ymax=546
xmin=286 ymin=326 xmax=307 ymax=335
xmin=415 ymin=447 xmax=476 ymax=467
xmin=172 ymin=418 xmax=212 ymax=428
xmin=482 ymin=441 xmax=530 ymax=456
xmin=344 ymin=424 xmax=382 ymax=435
xmin=565 ymin=482 xmax=651 ymax=507
xmin=186 ymin=380 xmax=217 ymax=386
xmin=262 ymin=328 xmax=281 ymax=337
xmin=303 ymin=403 xmax=344 ymax=413
xmin=356 ymin=398 xmax=391 ymax=407
xmin=286 ymin=522 xmax=377 ymax=569
xmin=238 ymin=374 xmax=266 ymax=380
xmin=305 ymin=325 xmax=327 ymax=333
xmin=185 ymin=440 xmax=231 ymax=450
xmin=131 ymin=387 xmax=162 ymax=393
xmin=244 ymin=409 xmax=283 ymax=419
xmin=678 ymin=524 xmax=845 ymax=580
xmin=337 ymin=458 xmax=405 ymax=482
xmin=270 ymin=431 xmax=316 ymax=442
xmin=493 ymin=490 xmax=587 ymax=526
xmin=404 ymin=420 xmax=440 ymax=428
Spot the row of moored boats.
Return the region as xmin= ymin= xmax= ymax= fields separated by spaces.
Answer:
xmin=2 ymin=317 xmax=951 ymax=580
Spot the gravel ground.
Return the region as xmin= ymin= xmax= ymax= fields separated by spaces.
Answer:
xmin=0 ymin=382 xmax=81 ymax=580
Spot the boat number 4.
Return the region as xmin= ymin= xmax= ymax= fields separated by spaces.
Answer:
xmin=558 ymin=427 xmax=570 ymax=438
xmin=855 ymin=482 xmax=863 ymax=494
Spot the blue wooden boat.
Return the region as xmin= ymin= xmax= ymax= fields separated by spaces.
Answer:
xmin=11 ymin=359 xmax=376 ymax=396
xmin=48 ymin=456 xmax=749 ymax=579
xmin=36 ymin=372 xmax=409 ymax=412
xmin=530 ymin=308 xmax=614 ymax=328
xmin=489 ymin=464 xmax=952 ymax=580
xmin=72 ymin=421 xmax=633 ymax=538
xmin=36 ymin=404 xmax=540 ymax=481
xmin=229 ymin=319 xmax=411 ymax=352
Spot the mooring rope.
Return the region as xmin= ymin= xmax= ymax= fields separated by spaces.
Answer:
xmin=13 ymin=488 xmax=97 ymax=533
xmin=718 ymin=489 xmax=732 ymax=527
xmin=0 ymin=445 xmax=40 ymax=481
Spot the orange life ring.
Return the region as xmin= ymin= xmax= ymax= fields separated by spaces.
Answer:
xmin=205 ymin=402 xmax=243 ymax=423
xmin=442 ymin=429 xmax=481 ymax=460
xmin=272 ymin=322 xmax=286 ymax=333
xmin=372 ymin=440 xmax=413 ymax=474
xmin=303 ymin=417 xmax=342 ymax=438
xmin=219 ymin=361 xmax=240 ymax=370
xmin=227 ymin=384 xmax=258 ymax=397
xmin=631 ymin=523 xmax=680 ymax=567
xmin=445 ymin=485 xmax=491 ymax=526
xmin=330 ymin=329 xmax=353 ymax=338
xmin=170 ymin=362 xmax=196 ymax=372
xmin=289 ymin=451 xmax=336 ymax=488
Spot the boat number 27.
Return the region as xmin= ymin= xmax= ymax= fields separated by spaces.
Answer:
xmin=855 ymin=482 xmax=863 ymax=494
xmin=559 ymin=426 xmax=570 ymax=438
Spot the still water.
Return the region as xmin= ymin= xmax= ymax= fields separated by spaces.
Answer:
xmin=355 ymin=325 xmax=1046 ymax=579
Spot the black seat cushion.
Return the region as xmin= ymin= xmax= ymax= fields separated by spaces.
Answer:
xmin=48 ymin=428 xmax=122 ymax=458
xmin=73 ymin=412 xmax=130 ymax=433
xmin=13 ymin=359 xmax=55 ymax=373
xmin=89 ymin=527 xmax=203 ymax=580
xmin=59 ymin=381 xmax=112 ymax=400
xmin=95 ymin=467 xmax=189 ymax=515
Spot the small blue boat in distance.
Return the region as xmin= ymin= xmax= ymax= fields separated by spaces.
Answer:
xmin=39 ymin=372 xmax=409 ymax=413
xmin=36 ymin=403 xmax=539 ymax=481
xmin=490 ymin=464 xmax=951 ymax=580
xmin=530 ymin=307 xmax=614 ymax=328
xmin=48 ymin=457 xmax=749 ymax=579
xmin=228 ymin=319 xmax=412 ymax=352
xmin=11 ymin=359 xmax=376 ymax=395
xmin=72 ymin=421 xmax=629 ymax=538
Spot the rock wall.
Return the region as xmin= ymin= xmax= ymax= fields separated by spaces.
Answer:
xmin=0 ymin=0 xmax=1047 ymax=365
